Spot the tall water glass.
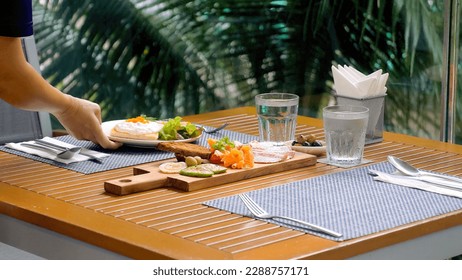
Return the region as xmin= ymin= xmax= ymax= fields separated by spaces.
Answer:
xmin=323 ymin=105 xmax=369 ymax=167
xmin=255 ymin=93 xmax=299 ymax=143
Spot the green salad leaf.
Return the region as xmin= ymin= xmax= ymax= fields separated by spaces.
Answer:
xmin=158 ymin=116 xmax=200 ymax=140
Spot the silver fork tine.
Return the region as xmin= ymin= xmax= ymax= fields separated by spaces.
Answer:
xmin=198 ymin=123 xmax=229 ymax=134
xmin=240 ymin=194 xmax=256 ymax=214
xmin=238 ymin=193 xmax=342 ymax=238
xmin=240 ymin=193 xmax=265 ymax=216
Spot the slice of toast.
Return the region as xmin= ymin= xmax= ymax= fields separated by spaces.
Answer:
xmin=156 ymin=142 xmax=211 ymax=159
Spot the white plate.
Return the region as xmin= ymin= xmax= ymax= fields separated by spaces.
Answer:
xmin=102 ymin=120 xmax=202 ymax=148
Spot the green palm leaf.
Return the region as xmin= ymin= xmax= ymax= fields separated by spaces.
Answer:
xmin=32 ymin=0 xmax=446 ymax=141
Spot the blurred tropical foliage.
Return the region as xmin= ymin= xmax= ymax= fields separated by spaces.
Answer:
xmin=32 ymin=0 xmax=455 ymax=141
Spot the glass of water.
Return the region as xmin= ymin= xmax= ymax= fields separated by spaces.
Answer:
xmin=323 ymin=105 xmax=369 ymax=167
xmin=255 ymin=93 xmax=299 ymax=143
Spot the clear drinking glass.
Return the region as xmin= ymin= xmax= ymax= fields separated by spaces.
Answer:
xmin=255 ymin=93 xmax=299 ymax=143
xmin=323 ymin=105 xmax=369 ymax=167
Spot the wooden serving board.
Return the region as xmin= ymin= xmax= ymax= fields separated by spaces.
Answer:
xmin=104 ymin=152 xmax=317 ymax=195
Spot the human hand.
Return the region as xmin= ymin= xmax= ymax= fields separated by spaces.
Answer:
xmin=53 ymin=95 xmax=122 ymax=149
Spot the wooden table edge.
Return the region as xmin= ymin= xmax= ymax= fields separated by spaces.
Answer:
xmin=0 ymin=182 xmax=232 ymax=259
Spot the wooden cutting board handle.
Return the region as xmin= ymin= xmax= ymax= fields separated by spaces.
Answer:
xmin=104 ymin=173 xmax=169 ymax=195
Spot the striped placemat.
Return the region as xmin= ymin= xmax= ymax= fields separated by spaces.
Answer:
xmin=204 ymin=162 xmax=462 ymax=241
xmin=0 ymin=126 xmax=258 ymax=174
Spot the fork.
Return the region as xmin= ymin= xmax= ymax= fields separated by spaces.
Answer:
xmin=35 ymin=139 xmax=103 ymax=163
xmin=238 ymin=193 xmax=342 ymax=238
xmin=198 ymin=123 xmax=229 ymax=133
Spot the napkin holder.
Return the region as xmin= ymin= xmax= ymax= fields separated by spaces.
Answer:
xmin=334 ymin=93 xmax=386 ymax=144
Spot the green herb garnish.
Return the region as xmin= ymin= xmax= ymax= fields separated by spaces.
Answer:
xmin=212 ymin=136 xmax=235 ymax=151
xmin=140 ymin=114 xmax=157 ymax=122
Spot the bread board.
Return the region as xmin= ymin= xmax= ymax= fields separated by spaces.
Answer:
xmin=104 ymin=152 xmax=317 ymax=195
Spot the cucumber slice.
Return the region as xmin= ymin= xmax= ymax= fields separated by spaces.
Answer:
xmin=200 ymin=163 xmax=227 ymax=174
xmin=179 ymin=166 xmax=214 ymax=177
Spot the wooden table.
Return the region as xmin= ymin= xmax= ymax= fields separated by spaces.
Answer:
xmin=1 ymin=106 xmax=462 ymax=260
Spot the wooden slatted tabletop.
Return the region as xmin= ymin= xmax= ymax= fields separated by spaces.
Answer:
xmin=1 ymin=106 xmax=462 ymax=259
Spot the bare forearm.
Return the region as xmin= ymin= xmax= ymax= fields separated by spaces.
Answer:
xmin=0 ymin=36 xmax=121 ymax=149
xmin=0 ymin=37 xmax=72 ymax=114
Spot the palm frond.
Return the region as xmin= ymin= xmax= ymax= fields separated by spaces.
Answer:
xmin=32 ymin=0 xmax=446 ymax=140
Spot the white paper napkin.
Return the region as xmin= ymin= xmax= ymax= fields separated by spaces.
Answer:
xmin=332 ymin=65 xmax=388 ymax=99
xmin=5 ymin=137 xmax=110 ymax=164
xmin=369 ymin=169 xmax=462 ymax=199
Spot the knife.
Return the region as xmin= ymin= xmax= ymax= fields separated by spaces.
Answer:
xmin=369 ymin=169 xmax=462 ymax=191
xmin=35 ymin=139 xmax=103 ymax=164
xmin=369 ymin=169 xmax=462 ymax=198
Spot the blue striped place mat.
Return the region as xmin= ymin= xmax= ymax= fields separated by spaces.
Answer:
xmin=0 ymin=127 xmax=258 ymax=174
xmin=204 ymin=162 xmax=462 ymax=241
